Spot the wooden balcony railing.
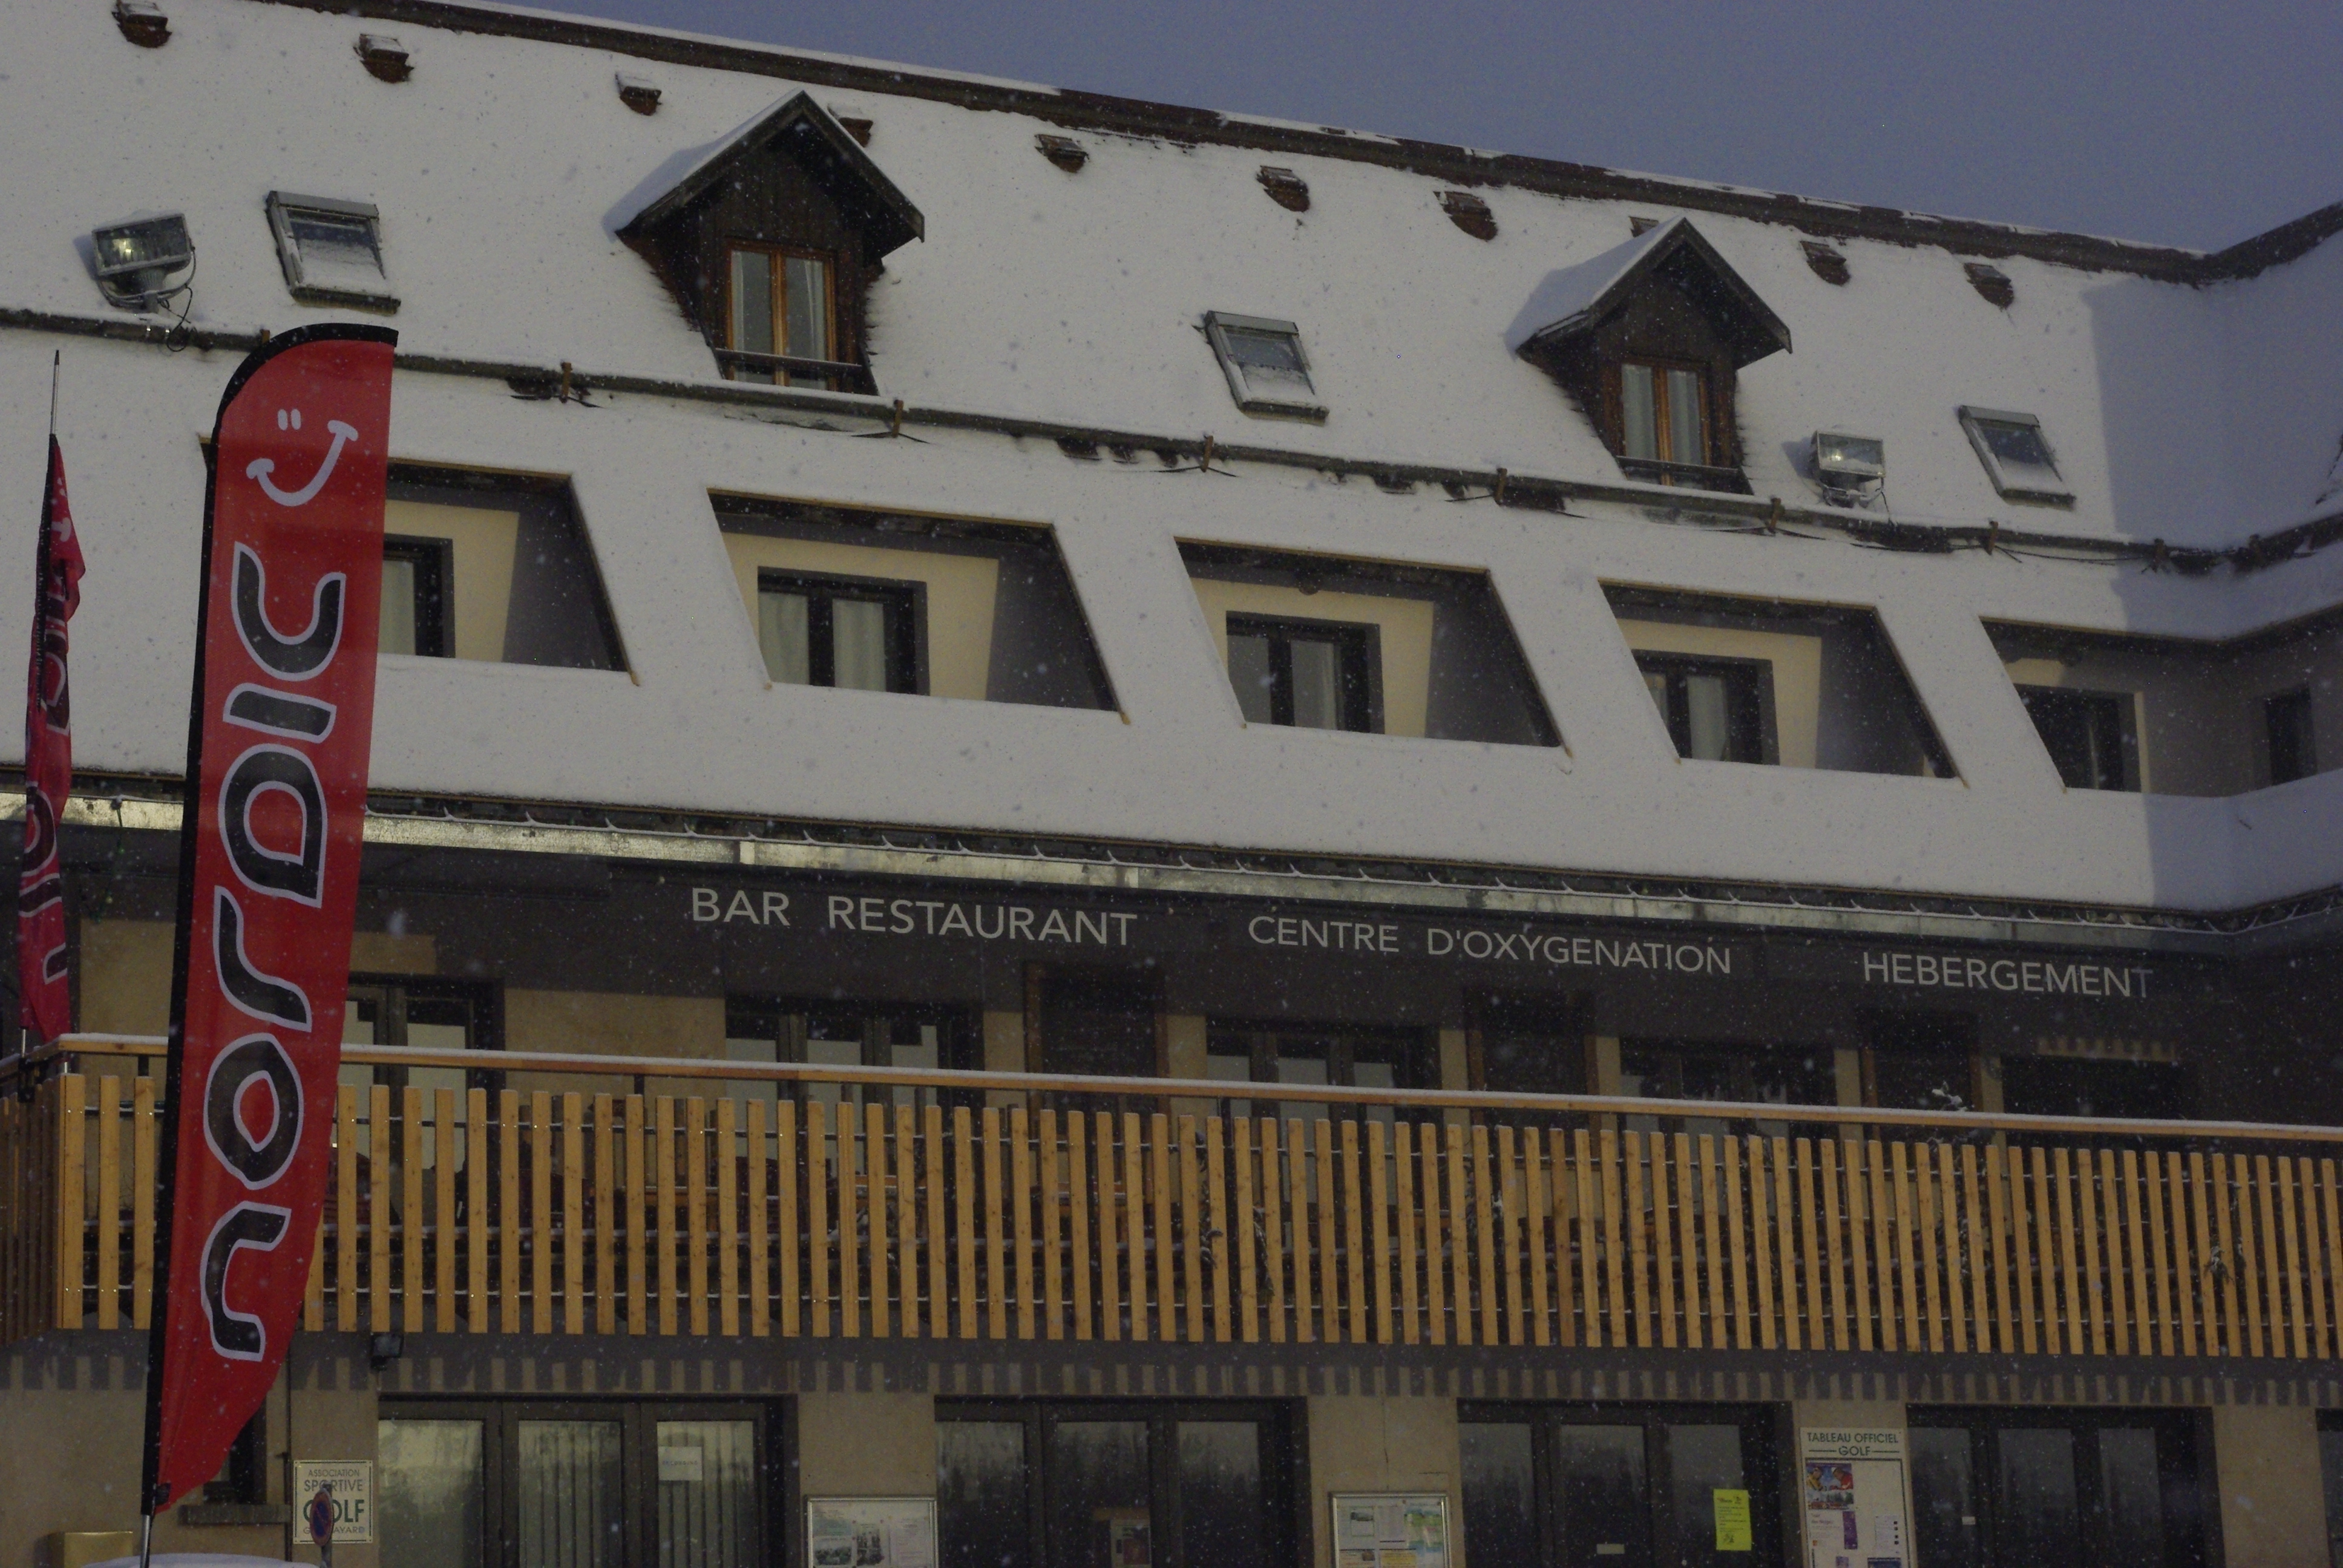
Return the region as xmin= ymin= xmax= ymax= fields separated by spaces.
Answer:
xmin=6 ymin=1037 xmax=2343 ymax=1360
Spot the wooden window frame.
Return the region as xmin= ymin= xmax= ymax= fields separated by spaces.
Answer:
xmin=1609 ymin=354 xmax=1716 ymax=472
xmin=721 ymin=240 xmax=841 ymax=384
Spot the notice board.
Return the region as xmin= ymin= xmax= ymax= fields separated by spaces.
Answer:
xmin=1797 ymin=1428 xmax=1910 ymax=1568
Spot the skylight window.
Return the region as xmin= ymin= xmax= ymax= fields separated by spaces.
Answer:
xmin=1203 ymin=312 xmax=1325 ymax=420
xmin=1959 ymin=407 xmax=2071 ymax=503
xmin=266 ymin=192 xmax=396 ymax=311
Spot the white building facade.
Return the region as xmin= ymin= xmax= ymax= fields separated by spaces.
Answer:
xmin=5 ymin=1 xmax=2343 ymax=1565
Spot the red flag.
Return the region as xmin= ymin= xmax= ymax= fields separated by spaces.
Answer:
xmin=143 ymin=323 xmax=394 ymax=1512
xmin=18 ymin=435 xmax=86 ymax=1043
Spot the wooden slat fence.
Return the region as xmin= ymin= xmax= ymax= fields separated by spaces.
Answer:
xmin=12 ymin=1071 xmax=2343 ymax=1359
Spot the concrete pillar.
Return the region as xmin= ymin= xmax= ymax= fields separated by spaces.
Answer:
xmin=982 ymin=1009 xmax=1025 ymax=1108
xmin=1305 ymin=1394 xmax=1460 ymax=1568
xmin=1438 ymin=1028 xmax=1469 ymax=1127
xmin=2213 ymin=1405 xmax=2326 ymax=1568
xmin=1165 ymin=1014 xmax=1211 ymax=1119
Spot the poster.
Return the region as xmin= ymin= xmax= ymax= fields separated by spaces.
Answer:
xmin=807 ymin=1496 xmax=937 ymax=1568
xmin=291 ymin=1460 xmax=373 ymax=1544
xmin=1331 ymin=1492 xmax=1449 ymax=1568
xmin=1714 ymin=1488 xmax=1753 ymax=1550
xmin=1797 ymin=1429 xmax=1910 ymax=1568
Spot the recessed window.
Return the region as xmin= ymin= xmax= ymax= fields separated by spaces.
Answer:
xmin=1637 ymin=653 xmax=1768 ymax=763
xmin=379 ymin=537 xmax=450 ymax=658
xmin=2266 ymin=688 xmax=2315 ymax=784
xmin=1619 ymin=359 xmax=1709 ymax=472
xmin=385 ymin=469 xmax=625 ymax=671
xmin=1202 ymin=312 xmax=1324 ymax=419
xmin=266 ymin=192 xmax=395 ymax=310
xmin=726 ymin=244 xmax=835 ymax=385
xmin=755 ymin=570 xmax=920 ymax=693
xmin=2017 ymin=685 xmax=2137 ymax=791
xmin=1959 ymin=407 xmax=2072 ymax=503
xmin=1226 ymin=615 xmax=1377 ymax=731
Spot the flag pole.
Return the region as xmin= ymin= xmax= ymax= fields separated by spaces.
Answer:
xmin=48 ymin=351 xmax=59 ymax=437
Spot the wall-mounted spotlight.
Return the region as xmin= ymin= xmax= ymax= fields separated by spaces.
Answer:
xmin=90 ymin=213 xmax=194 ymax=310
xmin=367 ymin=1331 xmax=406 ymax=1373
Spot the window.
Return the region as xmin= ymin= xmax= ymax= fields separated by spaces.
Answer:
xmin=723 ymin=997 xmax=978 ymax=1112
xmin=726 ymin=243 xmax=836 ymax=385
xmin=379 ymin=1400 xmax=771 ymax=1568
xmin=937 ymin=1401 xmax=1296 ymax=1568
xmin=1202 ymin=312 xmax=1324 ymax=419
xmin=380 ymin=536 xmax=451 ymax=658
xmin=1618 ymin=1039 xmax=1837 ymax=1138
xmin=1909 ymin=1408 xmax=2208 ymax=1568
xmin=1959 ymin=407 xmax=2073 ymax=503
xmin=1226 ymin=615 xmax=1378 ymax=731
xmin=755 ymin=570 xmax=922 ymax=693
xmin=1202 ymin=1022 xmax=1432 ymax=1123
xmin=1620 ymin=359 xmax=1709 ymax=471
xmin=266 ymin=192 xmax=396 ymax=310
xmin=1460 ymin=1403 xmax=1782 ymax=1568
xmin=2000 ymin=1055 xmax=2189 ymax=1121
xmin=1637 ymin=653 xmax=1769 ymax=763
xmin=385 ymin=469 xmax=626 ymax=671
xmin=2267 ymin=687 xmax=2315 ymax=784
xmin=339 ymin=976 xmax=499 ymax=1100
xmin=2017 ymin=685 xmax=2137 ymax=791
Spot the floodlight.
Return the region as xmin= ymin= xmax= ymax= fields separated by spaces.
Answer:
xmin=90 ymin=213 xmax=192 ymax=309
xmin=1813 ymin=431 xmax=1885 ymax=489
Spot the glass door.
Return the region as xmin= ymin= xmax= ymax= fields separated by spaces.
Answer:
xmin=1909 ymin=1408 xmax=2207 ymax=1567
xmin=381 ymin=1400 xmax=770 ymax=1568
xmin=1460 ymin=1403 xmax=1780 ymax=1568
xmin=938 ymin=1400 xmax=1293 ymax=1568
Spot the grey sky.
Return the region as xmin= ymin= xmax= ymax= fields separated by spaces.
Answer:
xmin=544 ymin=0 xmax=2336 ymax=252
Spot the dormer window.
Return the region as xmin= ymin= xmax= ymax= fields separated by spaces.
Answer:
xmin=266 ymin=192 xmax=396 ymax=311
xmin=726 ymin=244 xmax=835 ymax=385
xmin=1510 ymin=217 xmax=1789 ymax=494
xmin=617 ymin=91 xmax=923 ymax=397
xmin=1619 ymin=359 xmax=1709 ymax=469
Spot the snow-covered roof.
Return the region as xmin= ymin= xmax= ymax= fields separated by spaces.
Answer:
xmin=1 ymin=0 xmax=2342 ymax=922
xmin=614 ymin=89 xmax=923 ymax=256
xmin=1 ymin=0 xmax=2335 ymax=545
xmin=1507 ymin=217 xmax=1792 ymax=365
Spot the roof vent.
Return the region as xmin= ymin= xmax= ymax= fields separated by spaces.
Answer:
xmin=1628 ymin=215 xmax=1662 ymax=235
xmin=356 ymin=33 xmax=410 ymax=83
xmin=835 ymin=116 xmax=874 ymax=147
xmin=113 ymin=1 xmax=168 ymax=47
xmin=1438 ymin=190 xmax=1496 ymax=241
xmin=1800 ymin=241 xmax=1849 ymax=286
xmin=1257 ymin=166 xmax=1310 ymax=212
xmin=615 ymin=73 xmax=661 ymax=114
xmin=1964 ymin=261 xmax=2014 ymax=308
xmin=1035 ymin=134 xmax=1088 ymax=173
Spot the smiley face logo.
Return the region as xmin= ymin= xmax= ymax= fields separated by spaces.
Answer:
xmin=246 ymin=408 xmax=361 ymax=508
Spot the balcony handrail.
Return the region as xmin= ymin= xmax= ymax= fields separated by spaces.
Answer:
xmin=8 ymin=1033 xmax=2338 ymax=1146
